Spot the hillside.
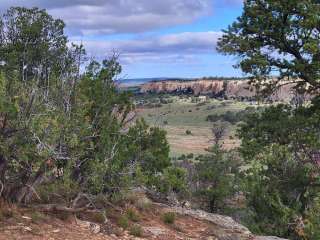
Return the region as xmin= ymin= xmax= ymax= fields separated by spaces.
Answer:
xmin=0 ymin=190 xmax=287 ymax=240
xmin=140 ymin=79 xmax=309 ymax=102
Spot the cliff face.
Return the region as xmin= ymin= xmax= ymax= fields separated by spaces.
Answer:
xmin=140 ymin=79 xmax=307 ymax=102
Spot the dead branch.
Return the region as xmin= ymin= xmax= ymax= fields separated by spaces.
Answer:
xmin=33 ymin=204 xmax=89 ymax=213
xmin=0 ymin=180 xmax=3 ymax=197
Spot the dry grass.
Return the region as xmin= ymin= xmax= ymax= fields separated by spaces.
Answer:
xmin=136 ymin=97 xmax=248 ymax=156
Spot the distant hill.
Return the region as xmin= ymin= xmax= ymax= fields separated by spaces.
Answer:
xmin=140 ymin=78 xmax=312 ymax=102
xmin=116 ymin=77 xmax=247 ymax=87
xmin=116 ymin=78 xmax=174 ymax=87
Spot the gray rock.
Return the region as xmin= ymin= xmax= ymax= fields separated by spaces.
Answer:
xmin=254 ymin=237 xmax=288 ymax=240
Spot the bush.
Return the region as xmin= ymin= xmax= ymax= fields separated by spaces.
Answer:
xmin=135 ymin=197 xmax=152 ymax=212
xmin=30 ymin=212 xmax=47 ymax=223
xmin=186 ymin=153 xmax=194 ymax=159
xmin=186 ymin=130 xmax=192 ymax=135
xmin=162 ymin=212 xmax=176 ymax=224
xmin=117 ymin=215 xmax=129 ymax=230
xmin=129 ymin=224 xmax=143 ymax=237
xmin=126 ymin=208 xmax=140 ymax=222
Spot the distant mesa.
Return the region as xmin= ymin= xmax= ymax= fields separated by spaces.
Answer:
xmin=138 ymin=77 xmax=311 ymax=103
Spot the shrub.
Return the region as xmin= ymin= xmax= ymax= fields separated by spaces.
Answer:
xmin=129 ymin=224 xmax=143 ymax=237
xmin=117 ymin=215 xmax=129 ymax=230
xmin=186 ymin=130 xmax=192 ymax=135
xmin=30 ymin=212 xmax=47 ymax=223
xmin=135 ymin=198 xmax=152 ymax=212
xmin=89 ymin=211 xmax=106 ymax=223
xmin=126 ymin=208 xmax=140 ymax=222
xmin=162 ymin=212 xmax=176 ymax=224
xmin=186 ymin=153 xmax=194 ymax=159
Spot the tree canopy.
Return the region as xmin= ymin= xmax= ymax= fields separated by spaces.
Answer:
xmin=217 ymin=0 xmax=320 ymax=93
xmin=0 ymin=7 xmax=177 ymax=204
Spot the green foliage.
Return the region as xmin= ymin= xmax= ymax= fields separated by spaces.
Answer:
xmin=218 ymin=0 xmax=320 ymax=92
xmin=30 ymin=212 xmax=46 ymax=223
xmin=154 ymin=167 xmax=188 ymax=197
xmin=206 ymin=107 xmax=256 ymax=124
xmin=238 ymin=99 xmax=320 ymax=160
xmin=0 ymin=6 xmax=176 ymax=206
xmin=129 ymin=224 xmax=143 ymax=237
xmin=117 ymin=215 xmax=129 ymax=230
xmin=238 ymin=100 xmax=320 ymax=239
xmin=134 ymin=197 xmax=152 ymax=212
xmin=162 ymin=212 xmax=176 ymax=224
xmin=126 ymin=208 xmax=140 ymax=222
xmin=185 ymin=130 xmax=192 ymax=135
xmin=194 ymin=145 xmax=241 ymax=213
xmin=0 ymin=7 xmax=67 ymax=84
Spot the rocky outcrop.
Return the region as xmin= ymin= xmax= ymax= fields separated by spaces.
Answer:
xmin=140 ymin=79 xmax=310 ymax=102
xmin=156 ymin=203 xmax=287 ymax=240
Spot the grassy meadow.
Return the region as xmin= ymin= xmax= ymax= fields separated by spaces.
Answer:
xmin=135 ymin=94 xmax=257 ymax=157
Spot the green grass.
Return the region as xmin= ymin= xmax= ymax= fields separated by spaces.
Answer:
xmin=162 ymin=212 xmax=176 ymax=224
xmin=117 ymin=215 xmax=129 ymax=229
xmin=136 ymin=95 xmax=256 ymax=157
xmin=137 ymin=97 xmax=248 ymax=127
xmin=126 ymin=208 xmax=140 ymax=222
xmin=129 ymin=224 xmax=143 ymax=237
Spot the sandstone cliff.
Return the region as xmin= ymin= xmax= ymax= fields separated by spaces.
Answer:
xmin=140 ymin=79 xmax=309 ymax=102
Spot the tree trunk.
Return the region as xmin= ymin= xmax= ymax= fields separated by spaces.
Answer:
xmin=16 ymin=161 xmax=49 ymax=204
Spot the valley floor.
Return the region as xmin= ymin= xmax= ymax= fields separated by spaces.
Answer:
xmin=136 ymin=96 xmax=254 ymax=157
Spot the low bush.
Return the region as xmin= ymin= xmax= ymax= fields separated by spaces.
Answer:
xmin=117 ymin=215 xmax=129 ymax=230
xmin=135 ymin=198 xmax=152 ymax=212
xmin=126 ymin=208 xmax=140 ymax=222
xmin=30 ymin=212 xmax=47 ymax=223
xmin=129 ymin=224 xmax=143 ymax=237
xmin=162 ymin=212 xmax=176 ymax=224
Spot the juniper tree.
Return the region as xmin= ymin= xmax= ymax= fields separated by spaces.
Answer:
xmin=218 ymin=0 xmax=320 ymax=93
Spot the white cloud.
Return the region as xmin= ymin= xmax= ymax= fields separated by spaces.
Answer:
xmin=74 ymin=31 xmax=222 ymax=65
xmin=0 ymin=0 xmax=213 ymax=35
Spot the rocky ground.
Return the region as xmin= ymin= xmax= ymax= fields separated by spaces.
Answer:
xmin=0 ymin=194 xmax=287 ymax=240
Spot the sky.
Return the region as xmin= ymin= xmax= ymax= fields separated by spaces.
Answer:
xmin=0 ymin=0 xmax=244 ymax=78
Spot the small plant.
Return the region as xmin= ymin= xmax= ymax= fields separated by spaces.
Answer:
xmin=186 ymin=130 xmax=192 ymax=135
xmin=126 ymin=208 xmax=140 ymax=222
xmin=187 ymin=153 xmax=194 ymax=159
xmin=31 ymin=212 xmax=46 ymax=223
xmin=117 ymin=215 xmax=129 ymax=230
xmin=90 ymin=211 xmax=106 ymax=223
xmin=162 ymin=212 xmax=176 ymax=224
xmin=129 ymin=224 xmax=143 ymax=237
xmin=135 ymin=198 xmax=152 ymax=212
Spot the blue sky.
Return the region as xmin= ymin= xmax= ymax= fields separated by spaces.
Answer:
xmin=0 ymin=0 xmax=244 ymax=78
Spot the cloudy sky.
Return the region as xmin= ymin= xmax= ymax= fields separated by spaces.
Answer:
xmin=0 ymin=0 xmax=244 ymax=78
